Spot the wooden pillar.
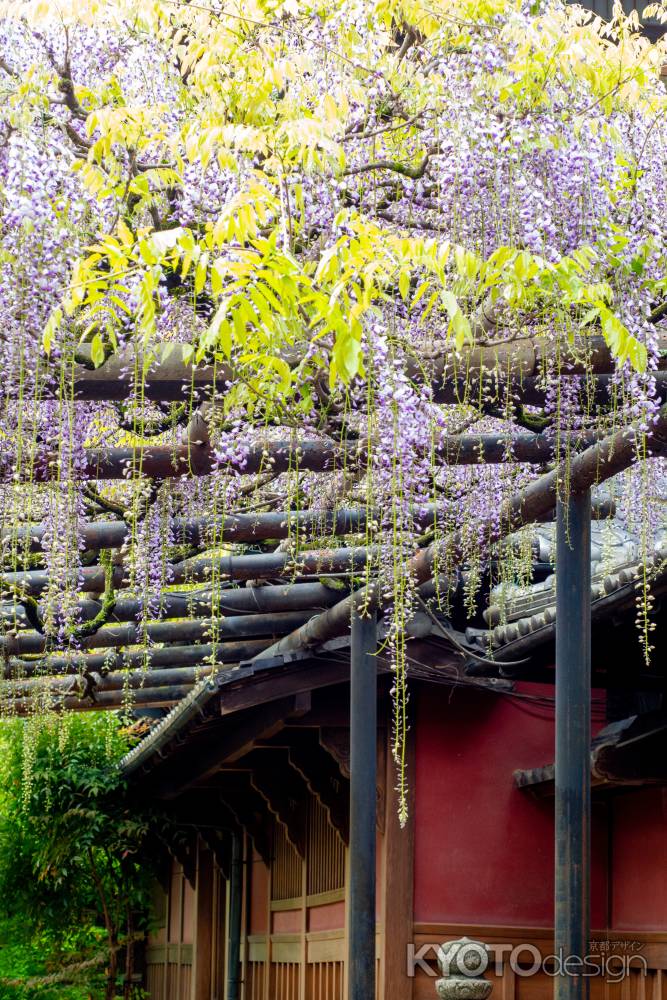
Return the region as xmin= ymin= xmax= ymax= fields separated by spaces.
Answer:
xmin=348 ymin=609 xmax=378 ymax=1000
xmin=379 ymin=722 xmax=415 ymax=1000
xmin=555 ymin=489 xmax=591 ymax=1000
xmin=300 ymin=830 xmax=307 ymax=1000
xmin=263 ymin=845 xmax=273 ymax=1000
xmin=192 ymin=840 xmax=214 ymax=1000
xmin=227 ymin=831 xmax=243 ymax=1000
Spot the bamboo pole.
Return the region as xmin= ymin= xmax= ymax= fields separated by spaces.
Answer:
xmin=4 ymin=684 xmax=198 ymax=714
xmin=2 ymin=499 xmax=614 ymax=575
xmin=1 ymin=546 xmax=374 ymax=597
xmin=17 ymin=430 xmax=608 ymax=484
xmin=2 ymin=638 xmax=273 ymax=679
xmin=3 ymin=664 xmax=216 ymax=695
xmin=5 ymin=508 xmax=395 ymax=554
xmin=0 ymin=609 xmax=315 ymax=656
xmin=3 ymin=582 xmax=342 ymax=627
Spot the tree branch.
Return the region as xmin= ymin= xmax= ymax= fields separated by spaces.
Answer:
xmin=66 ymin=550 xmax=117 ymax=643
xmin=343 ymin=144 xmax=439 ymax=178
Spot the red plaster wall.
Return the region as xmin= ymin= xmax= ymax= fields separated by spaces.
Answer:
xmin=272 ymin=908 xmax=302 ymax=934
xmin=308 ymin=901 xmax=346 ymax=932
xmin=611 ymin=787 xmax=667 ymax=930
xmin=413 ymin=683 xmax=609 ymax=928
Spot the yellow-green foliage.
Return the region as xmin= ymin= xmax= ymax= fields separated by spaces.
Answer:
xmin=5 ymin=0 xmax=660 ymax=405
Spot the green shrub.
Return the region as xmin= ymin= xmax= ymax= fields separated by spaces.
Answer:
xmin=0 ymin=715 xmax=156 ymax=1000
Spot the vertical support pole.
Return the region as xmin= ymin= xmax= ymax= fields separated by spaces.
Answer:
xmin=555 ymin=488 xmax=591 ymax=1000
xmin=192 ymin=841 xmax=214 ymax=1000
xmin=227 ymin=831 xmax=243 ymax=1000
xmin=348 ymin=607 xmax=378 ymax=1000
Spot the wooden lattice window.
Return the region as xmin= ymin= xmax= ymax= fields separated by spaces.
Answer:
xmin=307 ymin=961 xmax=344 ymax=1000
xmin=271 ymin=821 xmax=302 ymax=901
xmin=270 ymin=961 xmax=300 ymax=999
xmin=306 ymin=798 xmax=345 ymax=897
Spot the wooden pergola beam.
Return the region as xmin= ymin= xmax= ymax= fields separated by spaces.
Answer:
xmin=30 ymin=335 xmax=667 ymax=402
xmin=2 ymin=637 xmax=273 ymax=679
xmin=59 ymin=371 xmax=667 ymax=406
xmin=2 ymin=663 xmax=216 ymax=697
xmin=2 ymin=499 xmax=615 ymax=557
xmin=0 ymin=609 xmax=315 ymax=655
xmin=29 ymin=582 xmax=340 ymax=628
xmin=253 ymin=404 xmax=667 ymax=660
xmin=5 ymin=507 xmax=405 ymax=554
xmin=1 ymin=546 xmax=374 ymax=597
xmin=16 ymin=430 xmax=609 ymax=484
xmin=6 ymin=683 xmax=198 ymax=714
xmin=71 ymin=346 xmax=223 ymax=402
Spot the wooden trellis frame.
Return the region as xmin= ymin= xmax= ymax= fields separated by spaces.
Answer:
xmin=2 ymin=345 xmax=662 ymax=1000
xmin=2 ymin=355 xmax=667 ymax=707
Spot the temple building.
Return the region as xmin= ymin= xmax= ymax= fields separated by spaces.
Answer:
xmin=121 ymin=515 xmax=667 ymax=999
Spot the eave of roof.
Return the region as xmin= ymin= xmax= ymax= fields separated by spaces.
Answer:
xmin=119 ymin=672 xmax=226 ymax=776
xmin=478 ymin=551 xmax=667 ymax=666
xmin=118 ymin=632 xmax=479 ymax=778
xmin=119 ymin=648 xmax=331 ymax=777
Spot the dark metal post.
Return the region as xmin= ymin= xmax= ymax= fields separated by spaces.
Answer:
xmin=348 ymin=607 xmax=378 ymax=1000
xmin=227 ymin=831 xmax=243 ymax=1000
xmin=555 ymin=488 xmax=591 ymax=1000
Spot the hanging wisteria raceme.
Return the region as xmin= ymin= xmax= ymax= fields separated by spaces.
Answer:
xmin=0 ymin=0 xmax=666 ymax=812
